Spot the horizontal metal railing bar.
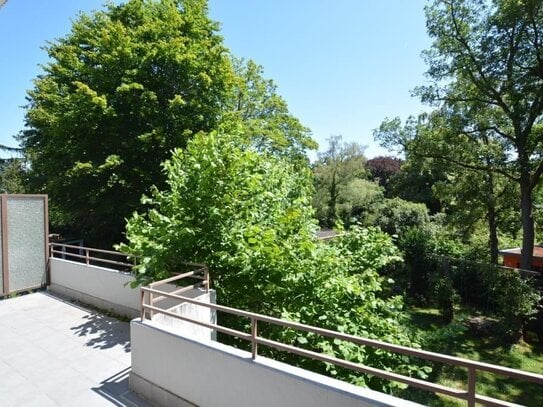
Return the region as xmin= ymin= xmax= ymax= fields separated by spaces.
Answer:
xmin=50 ymin=249 xmax=134 ymax=268
xmin=141 ymin=288 xmax=465 ymax=399
xmin=140 ymin=286 xmax=543 ymax=387
xmin=151 ymin=283 xmax=207 ymax=304
xmin=143 ymin=296 xmax=467 ymax=399
xmin=256 ymin=337 xmax=467 ymax=399
xmin=148 ymin=271 xmax=203 ymax=287
xmin=50 ymin=242 xmax=135 ymax=258
xmin=142 ymin=303 xmax=251 ymax=341
xmin=142 ymin=286 xmax=262 ymax=320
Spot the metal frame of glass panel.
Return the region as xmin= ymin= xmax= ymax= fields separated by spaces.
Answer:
xmin=0 ymin=194 xmax=49 ymax=295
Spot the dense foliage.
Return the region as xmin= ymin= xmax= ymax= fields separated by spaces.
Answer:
xmin=0 ymin=157 xmax=26 ymax=194
xmin=398 ymin=226 xmax=541 ymax=342
xmin=366 ymin=156 xmax=402 ymax=193
xmin=20 ymin=0 xmax=314 ymax=246
xmin=374 ymin=198 xmax=430 ymax=237
xmin=416 ymin=0 xmax=543 ymax=269
xmin=312 ymin=136 xmax=367 ymax=228
xmin=223 ymin=58 xmax=317 ymax=161
xmin=21 ymin=0 xmax=233 ymax=245
xmin=119 ymin=131 xmax=427 ymax=392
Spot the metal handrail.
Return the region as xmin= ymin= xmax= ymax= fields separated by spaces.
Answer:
xmin=140 ymin=269 xmax=209 ymax=321
xmin=50 ymin=242 xmax=132 ymax=257
xmin=141 ymin=283 xmax=543 ymax=407
xmin=49 ymin=242 xmax=135 ymax=271
xmin=49 ymin=245 xmax=210 ymax=291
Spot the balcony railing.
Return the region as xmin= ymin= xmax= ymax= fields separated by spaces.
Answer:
xmin=141 ymin=275 xmax=543 ymax=407
xmin=50 ymin=242 xmax=135 ymax=271
xmin=141 ymin=265 xmax=209 ymax=320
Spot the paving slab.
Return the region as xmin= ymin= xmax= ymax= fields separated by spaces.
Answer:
xmin=0 ymin=291 xmax=149 ymax=407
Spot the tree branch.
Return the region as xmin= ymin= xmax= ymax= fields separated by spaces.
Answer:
xmin=530 ymin=159 xmax=543 ymax=190
xmin=410 ymin=148 xmax=518 ymax=182
xmin=449 ymin=1 xmax=514 ymax=117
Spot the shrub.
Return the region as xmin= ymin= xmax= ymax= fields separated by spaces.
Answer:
xmin=120 ymin=131 xmax=429 ymax=392
xmin=375 ymin=198 xmax=430 ymax=237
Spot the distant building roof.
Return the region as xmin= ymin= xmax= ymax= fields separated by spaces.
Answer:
xmin=499 ymin=246 xmax=543 ymax=259
xmin=316 ymin=229 xmax=342 ymax=240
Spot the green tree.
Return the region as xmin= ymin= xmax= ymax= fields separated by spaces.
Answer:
xmin=377 ymin=113 xmax=518 ymax=264
xmin=375 ymin=197 xmax=430 ymax=238
xmin=375 ymin=117 xmax=445 ymax=214
xmin=433 ymin=162 xmax=518 ymax=263
xmin=313 ymin=136 xmax=367 ymax=227
xmin=119 ymin=131 xmax=425 ymax=392
xmin=0 ymin=144 xmax=26 ymax=193
xmin=120 ymin=131 xmax=316 ymax=310
xmin=335 ymin=178 xmax=384 ymax=227
xmin=21 ymin=0 xmax=234 ymax=246
xmin=0 ymin=158 xmax=26 ymax=194
xmin=222 ymin=58 xmax=317 ymax=161
xmin=366 ymin=156 xmax=402 ymax=194
xmin=417 ymin=0 xmax=543 ymax=269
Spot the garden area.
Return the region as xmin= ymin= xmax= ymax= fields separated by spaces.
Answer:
xmin=389 ymin=243 xmax=543 ymax=406
xmin=405 ymin=305 xmax=543 ymax=406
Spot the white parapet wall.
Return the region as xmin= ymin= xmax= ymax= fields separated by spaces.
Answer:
xmin=130 ymin=320 xmax=423 ymax=407
xmin=49 ymin=258 xmax=215 ymax=328
xmin=151 ymin=290 xmax=217 ymax=341
xmin=49 ymin=257 xmax=140 ymax=317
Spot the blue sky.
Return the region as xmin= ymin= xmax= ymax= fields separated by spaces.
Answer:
xmin=0 ymin=0 xmax=430 ymax=158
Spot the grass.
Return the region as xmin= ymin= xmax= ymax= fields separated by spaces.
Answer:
xmin=403 ymin=306 xmax=543 ymax=406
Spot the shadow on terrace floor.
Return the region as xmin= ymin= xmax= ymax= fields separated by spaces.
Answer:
xmin=71 ymin=311 xmax=131 ymax=352
xmin=93 ymin=367 xmax=150 ymax=407
xmin=44 ymin=291 xmax=132 ymax=353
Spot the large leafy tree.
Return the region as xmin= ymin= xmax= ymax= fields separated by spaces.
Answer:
xmin=119 ymin=131 xmax=425 ymax=392
xmin=222 ymin=58 xmax=317 ymax=161
xmin=375 ymin=117 xmax=446 ymax=214
xmin=21 ymin=0 xmax=234 ymax=246
xmin=120 ymin=131 xmax=317 ymax=311
xmin=376 ymin=113 xmax=518 ymax=263
xmin=366 ymin=156 xmax=402 ymax=193
xmin=313 ymin=136 xmax=367 ymax=228
xmin=416 ymin=0 xmax=543 ymax=269
xmin=0 ymin=144 xmax=26 ymax=194
xmin=431 ymin=139 xmax=519 ymax=263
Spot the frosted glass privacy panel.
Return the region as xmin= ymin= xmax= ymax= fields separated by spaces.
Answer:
xmin=7 ymin=197 xmax=46 ymax=291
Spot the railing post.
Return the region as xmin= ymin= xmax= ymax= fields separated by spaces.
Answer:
xmin=140 ymin=288 xmax=145 ymax=321
xmin=251 ymin=317 xmax=258 ymax=359
xmin=204 ymin=266 xmax=209 ymax=293
xmin=467 ymin=366 xmax=476 ymax=407
xmin=85 ymin=248 xmax=90 ymax=265
xmin=149 ymin=290 xmax=154 ymax=319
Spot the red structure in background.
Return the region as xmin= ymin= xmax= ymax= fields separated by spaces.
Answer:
xmin=499 ymin=246 xmax=543 ymax=272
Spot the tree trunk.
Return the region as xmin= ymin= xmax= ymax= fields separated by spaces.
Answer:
xmin=488 ymin=206 xmax=499 ymax=264
xmin=520 ymin=177 xmax=534 ymax=270
xmin=327 ymin=173 xmax=337 ymax=228
xmin=486 ymin=169 xmax=499 ymax=264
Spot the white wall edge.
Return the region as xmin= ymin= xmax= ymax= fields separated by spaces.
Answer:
xmin=130 ymin=319 xmax=423 ymax=407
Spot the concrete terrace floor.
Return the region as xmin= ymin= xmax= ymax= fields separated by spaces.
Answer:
xmin=0 ymin=291 xmax=149 ymax=406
